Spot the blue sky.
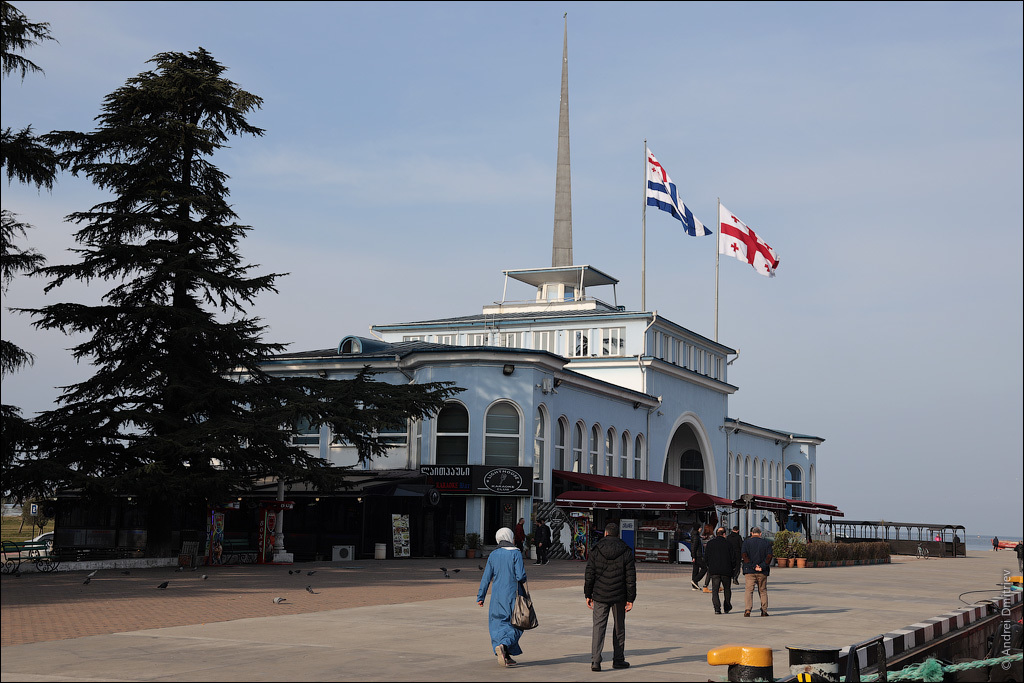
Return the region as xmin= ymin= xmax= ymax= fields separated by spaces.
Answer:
xmin=2 ymin=2 xmax=1022 ymax=535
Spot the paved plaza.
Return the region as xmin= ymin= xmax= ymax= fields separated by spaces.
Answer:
xmin=1 ymin=551 xmax=1019 ymax=681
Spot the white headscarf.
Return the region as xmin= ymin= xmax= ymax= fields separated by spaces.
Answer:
xmin=495 ymin=527 xmax=515 ymax=546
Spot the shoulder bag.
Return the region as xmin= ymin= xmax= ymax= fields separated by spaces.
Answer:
xmin=512 ymin=579 xmax=539 ymax=630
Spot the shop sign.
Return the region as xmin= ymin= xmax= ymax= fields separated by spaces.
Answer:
xmin=421 ymin=465 xmax=532 ymax=496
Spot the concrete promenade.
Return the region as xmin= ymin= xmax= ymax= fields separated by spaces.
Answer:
xmin=1 ymin=550 xmax=1019 ymax=681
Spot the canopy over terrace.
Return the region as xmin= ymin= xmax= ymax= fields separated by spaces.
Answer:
xmin=819 ymin=519 xmax=967 ymax=557
xmin=552 ymin=470 xmax=733 ymax=511
xmin=734 ymin=493 xmax=845 ymax=517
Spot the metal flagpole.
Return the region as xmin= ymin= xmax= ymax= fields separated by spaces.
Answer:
xmin=715 ymin=197 xmax=720 ymax=341
xmin=642 ymin=139 xmax=647 ymax=312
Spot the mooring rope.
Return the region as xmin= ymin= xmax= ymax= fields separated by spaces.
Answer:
xmin=851 ymin=653 xmax=1022 ymax=682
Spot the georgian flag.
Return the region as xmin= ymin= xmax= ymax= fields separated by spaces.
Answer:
xmin=646 ymin=148 xmax=711 ymax=237
xmin=718 ymin=204 xmax=780 ymax=277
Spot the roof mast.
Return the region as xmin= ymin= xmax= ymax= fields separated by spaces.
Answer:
xmin=551 ymin=13 xmax=573 ymax=268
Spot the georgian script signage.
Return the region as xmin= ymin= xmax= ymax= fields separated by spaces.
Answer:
xmin=420 ymin=465 xmax=532 ymax=496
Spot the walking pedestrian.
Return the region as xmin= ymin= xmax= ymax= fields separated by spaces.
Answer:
xmin=477 ymin=527 xmax=528 ymax=667
xmin=992 ymin=536 xmax=999 ymax=551
xmin=705 ymin=527 xmax=738 ymax=614
xmin=1015 ymin=541 xmax=1023 ymax=573
xmin=689 ymin=524 xmax=708 ymax=591
xmin=534 ymin=519 xmax=551 ymax=565
xmin=741 ymin=526 xmax=773 ymax=617
xmin=514 ymin=518 xmax=526 ymax=553
xmin=584 ymin=522 xmax=636 ymax=672
xmin=726 ymin=525 xmax=743 ymax=585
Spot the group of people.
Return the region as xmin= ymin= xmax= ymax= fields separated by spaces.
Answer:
xmin=690 ymin=524 xmax=774 ymax=617
xmin=513 ymin=517 xmax=552 ymax=565
xmin=476 ymin=520 xmax=777 ymax=670
xmin=477 ymin=522 xmax=636 ymax=670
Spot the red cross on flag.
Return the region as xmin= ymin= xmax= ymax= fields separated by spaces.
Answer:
xmin=718 ymin=204 xmax=780 ymax=277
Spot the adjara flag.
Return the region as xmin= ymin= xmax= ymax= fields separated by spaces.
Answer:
xmin=646 ymin=148 xmax=711 ymax=237
xmin=718 ymin=204 xmax=780 ymax=277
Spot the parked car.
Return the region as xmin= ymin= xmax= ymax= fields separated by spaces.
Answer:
xmin=31 ymin=531 xmax=54 ymax=556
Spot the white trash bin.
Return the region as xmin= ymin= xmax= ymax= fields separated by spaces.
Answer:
xmin=374 ymin=543 xmax=387 ymax=560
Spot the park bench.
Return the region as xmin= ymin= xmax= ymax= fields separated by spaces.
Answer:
xmin=1 ymin=539 xmax=60 ymax=574
xmin=213 ymin=537 xmax=259 ymax=565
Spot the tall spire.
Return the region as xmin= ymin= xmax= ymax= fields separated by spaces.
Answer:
xmin=551 ymin=14 xmax=573 ymax=267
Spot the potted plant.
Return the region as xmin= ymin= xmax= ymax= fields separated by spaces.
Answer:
xmin=525 ymin=533 xmax=535 ymax=560
xmin=453 ymin=534 xmax=467 ymax=559
xmin=772 ymin=530 xmax=794 ymax=567
xmin=791 ymin=537 xmax=808 ymax=568
xmin=465 ymin=533 xmax=480 ymax=559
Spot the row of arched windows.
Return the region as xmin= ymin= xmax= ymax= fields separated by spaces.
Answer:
xmin=725 ymin=453 xmax=806 ymax=501
xmin=431 ymin=402 xmax=646 ymax=485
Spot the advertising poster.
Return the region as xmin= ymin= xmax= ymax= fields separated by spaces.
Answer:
xmin=392 ymin=514 xmax=410 ymax=558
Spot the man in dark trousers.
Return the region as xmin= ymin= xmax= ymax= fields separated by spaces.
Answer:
xmin=741 ymin=526 xmax=773 ymax=617
xmin=705 ymin=527 xmax=738 ymax=614
xmin=534 ymin=518 xmax=552 ymax=565
xmin=584 ymin=522 xmax=636 ymax=672
xmin=727 ymin=525 xmax=743 ymax=585
xmin=690 ymin=524 xmax=708 ymax=590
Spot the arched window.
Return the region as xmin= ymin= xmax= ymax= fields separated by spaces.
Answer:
xmin=744 ymin=456 xmax=750 ymax=493
xmin=589 ymin=425 xmax=600 ymax=474
xmin=484 ymin=401 xmax=520 ymax=466
xmin=572 ymin=422 xmax=584 ymax=472
xmin=735 ymin=454 xmax=742 ymax=496
xmin=760 ymin=460 xmax=766 ymax=494
xmin=633 ymin=434 xmax=644 ymax=479
xmin=785 ymin=464 xmax=803 ymax=500
xmin=680 ymin=449 xmax=704 ymax=492
xmin=726 ymin=454 xmax=732 ymax=497
xmin=620 ymin=431 xmax=630 ymax=478
xmin=435 ymin=402 xmax=469 ymax=465
xmin=533 ymin=407 xmax=546 ymax=483
xmin=768 ymin=462 xmax=775 ymax=497
xmin=605 ymin=428 xmax=616 ymax=476
xmin=557 ymin=419 xmax=573 ymax=473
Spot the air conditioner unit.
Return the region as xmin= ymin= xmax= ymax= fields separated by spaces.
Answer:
xmin=533 ymin=481 xmax=544 ymax=499
xmin=332 ymin=545 xmax=355 ymax=561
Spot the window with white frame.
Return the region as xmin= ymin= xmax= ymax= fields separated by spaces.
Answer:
xmin=435 ymin=402 xmax=469 ymax=465
xmin=572 ymin=422 xmax=584 ymax=472
xmin=785 ymin=465 xmax=803 ymax=500
xmin=744 ymin=456 xmax=750 ymax=493
xmin=291 ymin=417 xmax=320 ymax=446
xmin=556 ymin=417 xmax=568 ymax=471
xmin=572 ymin=330 xmax=590 ymax=357
xmin=620 ymin=432 xmax=630 ymax=478
xmin=402 ymin=335 xmax=424 ymax=342
xmin=726 ymin=454 xmax=732 ymax=497
xmin=411 ymin=419 xmax=422 ymax=467
xmin=467 ymin=332 xmax=488 ymax=346
xmin=377 ymin=420 xmax=408 ymax=448
xmin=680 ymin=450 xmax=705 ymax=492
xmin=589 ymin=424 xmax=599 ymax=475
xmin=605 ymin=428 xmax=615 ymax=476
xmin=498 ymin=331 xmax=522 ymax=348
xmin=768 ymin=461 xmax=775 ymax=497
xmin=601 ymin=327 xmax=625 ymax=356
xmin=535 ymin=330 xmax=555 ymax=353
xmin=633 ymin=434 xmax=644 ymax=479
xmin=533 ymin=408 xmax=546 ymax=483
xmin=484 ymin=401 xmax=520 ymax=466
xmin=437 ymin=334 xmax=456 ymax=345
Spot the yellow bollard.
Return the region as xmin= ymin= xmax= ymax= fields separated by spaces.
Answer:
xmin=707 ymin=644 xmax=774 ymax=682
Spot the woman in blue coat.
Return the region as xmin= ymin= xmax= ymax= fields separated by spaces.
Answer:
xmin=477 ymin=527 xmax=528 ymax=667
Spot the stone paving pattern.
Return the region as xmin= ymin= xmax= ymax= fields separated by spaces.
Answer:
xmin=1 ymin=551 xmax=1019 ymax=681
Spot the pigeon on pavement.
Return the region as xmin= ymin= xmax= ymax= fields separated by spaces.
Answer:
xmin=453 ymin=569 xmax=461 ymax=574
xmin=307 ymin=570 xmax=316 ymax=576
xmin=201 ymin=574 xmax=208 ymax=580
xmin=157 ymin=581 xmax=169 ymax=589
xmin=478 ymin=565 xmax=485 ymax=570
xmin=273 ymin=597 xmax=286 ymax=604
xmin=82 ymin=577 xmax=91 ymax=585
xmin=121 ymin=570 xmax=131 ymax=575
xmin=306 ymin=585 xmax=318 ymax=594
xmin=87 ymin=570 xmax=98 ymax=578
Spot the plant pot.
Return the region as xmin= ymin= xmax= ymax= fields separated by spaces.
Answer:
xmin=466 ymin=549 xmax=477 ymax=559
xmin=795 ymin=558 xmax=807 ymax=568
xmin=777 ymin=558 xmax=790 ymax=567
xmin=454 ymin=549 xmax=466 ymax=559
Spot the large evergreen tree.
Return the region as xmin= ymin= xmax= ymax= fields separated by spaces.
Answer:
xmin=11 ymin=49 xmax=457 ymax=548
xmin=1 ymin=1 xmax=56 ymax=483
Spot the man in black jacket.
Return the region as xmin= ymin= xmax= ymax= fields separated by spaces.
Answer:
xmin=705 ymin=527 xmax=739 ymax=614
xmin=726 ymin=526 xmax=743 ymax=585
xmin=534 ymin=519 xmax=552 ymax=565
xmin=584 ymin=522 xmax=636 ymax=672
